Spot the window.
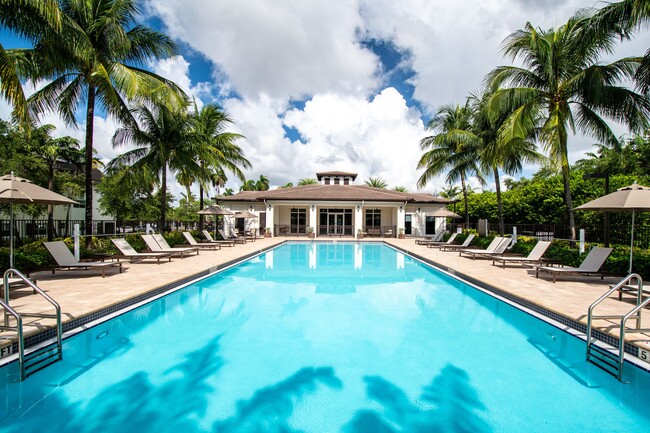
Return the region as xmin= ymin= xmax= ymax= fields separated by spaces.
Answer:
xmin=344 ymin=178 xmax=350 ymax=185
xmin=334 ymin=178 xmax=340 ymax=185
xmin=324 ymin=178 xmax=330 ymax=185
xmin=290 ymin=208 xmax=306 ymax=233
xmin=365 ymin=209 xmax=381 ymax=227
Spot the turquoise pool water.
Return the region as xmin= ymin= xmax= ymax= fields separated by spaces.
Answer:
xmin=1 ymin=242 xmax=649 ymax=432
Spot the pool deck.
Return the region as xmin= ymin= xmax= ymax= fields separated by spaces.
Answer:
xmin=1 ymin=237 xmax=649 ymax=366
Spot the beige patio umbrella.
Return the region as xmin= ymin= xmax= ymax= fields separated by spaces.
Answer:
xmin=233 ymin=211 xmax=258 ymax=233
xmin=431 ymin=208 xmax=462 ymax=219
xmin=0 ymin=173 xmax=78 ymax=268
xmin=575 ymin=183 xmax=650 ymax=274
xmin=197 ymin=205 xmax=234 ymax=238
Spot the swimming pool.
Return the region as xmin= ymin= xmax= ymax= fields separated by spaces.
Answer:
xmin=1 ymin=242 xmax=649 ymax=432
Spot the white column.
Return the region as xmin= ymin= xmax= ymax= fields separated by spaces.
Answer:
xmin=397 ymin=205 xmax=405 ymax=235
xmin=309 ymin=204 xmax=317 ymax=237
xmin=267 ymin=205 xmax=275 ymax=236
xmin=355 ymin=203 xmax=363 ymax=236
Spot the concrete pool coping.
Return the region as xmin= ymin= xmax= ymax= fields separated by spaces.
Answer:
xmin=1 ymin=237 xmax=649 ymax=369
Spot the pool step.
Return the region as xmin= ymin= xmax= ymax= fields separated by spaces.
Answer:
xmin=23 ymin=344 xmax=62 ymax=377
xmin=587 ymin=343 xmax=620 ymax=377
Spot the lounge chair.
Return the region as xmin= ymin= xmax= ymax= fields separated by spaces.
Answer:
xmin=110 ymin=238 xmax=173 ymax=264
xmin=535 ymin=247 xmax=613 ymax=283
xmin=438 ymin=234 xmax=476 ymax=251
xmin=43 ymin=241 xmax=123 ymax=278
xmin=181 ymin=232 xmax=221 ymax=250
xmin=201 ymin=230 xmax=235 ymax=247
xmin=490 ymin=241 xmax=552 ymax=268
xmin=424 ymin=232 xmax=458 ymax=248
xmin=244 ymin=229 xmax=257 ymax=242
xmin=152 ymin=233 xmax=200 ymax=256
xmin=142 ymin=234 xmax=199 ymax=258
xmin=219 ymin=229 xmax=246 ymax=244
xmin=460 ymin=237 xmax=511 ymax=260
xmin=415 ymin=227 xmax=445 ymax=245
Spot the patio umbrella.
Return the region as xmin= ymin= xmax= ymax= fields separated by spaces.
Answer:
xmin=0 ymin=173 xmax=78 ymax=268
xmin=233 ymin=211 xmax=258 ymax=219
xmin=574 ymin=182 xmax=650 ymax=274
xmin=197 ymin=205 xmax=234 ymax=216
xmin=431 ymin=208 xmax=462 ymax=219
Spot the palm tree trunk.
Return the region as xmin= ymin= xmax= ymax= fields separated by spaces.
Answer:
xmin=84 ymin=85 xmax=96 ymax=248
xmin=161 ymin=165 xmax=167 ymax=233
xmin=562 ymin=163 xmax=576 ymax=240
xmin=494 ymin=166 xmax=504 ymax=236
xmin=198 ymin=184 xmax=204 ymax=230
xmin=460 ymin=173 xmax=469 ymax=226
xmin=47 ymin=161 xmax=55 ymax=241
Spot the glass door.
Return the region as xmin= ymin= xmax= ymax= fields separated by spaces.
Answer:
xmin=328 ymin=213 xmax=344 ymax=235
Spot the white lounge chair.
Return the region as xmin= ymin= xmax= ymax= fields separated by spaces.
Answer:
xmin=141 ymin=235 xmax=198 ymax=259
xmin=414 ymin=227 xmax=445 ymax=244
xmin=535 ymin=247 xmax=613 ymax=283
xmin=439 ymin=234 xmax=476 ymax=251
xmin=43 ymin=241 xmax=123 ymax=278
xmin=110 ymin=238 xmax=173 ymax=264
xmin=201 ymin=230 xmax=235 ymax=247
xmin=181 ymin=232 xmax=221 ymax=250
xmin=490 ymin=241 xmax=552 ymax=268
xmin=424 ymin=232 xmax=458 ymax=248
xmin=219 ymin=229 xmax=246 ymax=244
xmin=460 ymin=237 xmax=511 ymax=260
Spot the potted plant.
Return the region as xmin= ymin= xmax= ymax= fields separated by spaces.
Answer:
xmin=357 ymin=228 xmax=364 ymax=239
xmin=264 ymin=227 xmax=272 ymax=238
xmin=307 ymin=226 xmax=315 ymax=239
xmin=398 ymin=228 xmax=405 ymax=239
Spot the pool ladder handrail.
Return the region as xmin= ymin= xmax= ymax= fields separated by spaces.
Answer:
xmin=586 ymin=273 xmax=650 ymax=381
xmin=2 ymin=268 xmax=63 ymax=381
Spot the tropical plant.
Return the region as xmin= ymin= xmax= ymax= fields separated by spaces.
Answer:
xmin=255 ymin=174 xmax=270 ymax=191
xmin=392 ymin=186 xmax=408 ymax=192
xmin=240 ymin=179 xmax=257 ymax=191
xmin=417 ymin=103 xmax=485 ymax=224
xmin=471 ymin=90 xmax=544 ymax=234
xmin=222 ymin=188 xmax=234 ymax=196
xmin=486 ymin=15 xmax=650 ymax=239
xmin=280 ymin=182 xmax=294 ymax=188
xmin=297 ymin=178 xmax=318 ymax=186
xmin=109 ymin=104 xmax=197 ymax=232
xmin=365 ymin=177 xmax=388 ymax=188
xmin=190 ymin=103 xmax=249 ymax=227
xmin=14 ymin=0 xmax=184 ymax=245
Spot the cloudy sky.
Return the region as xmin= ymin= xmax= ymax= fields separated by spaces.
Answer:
xmin=2 ymin=0 xmax=648 ymax=199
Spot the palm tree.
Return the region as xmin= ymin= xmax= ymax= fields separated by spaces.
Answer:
xmin=280 ymin=182 xmax=294 ymax=188
xmin=297 ymin=178 xmax=318 ymax=186
xmin=365 ymin=177 xmax=388 ymax=188
xmin=471 ymin=90 xmax=544 ymax=235
xmin=486 ymin=15 xmax=650 ymax=239
xmin=190 ymin=103 xmax=249 ymax=228
xmin=587 ymin=0 xmax=650 ymax=93
xmin=22 ymin=0 xmax=184 ymax=244
xmin=392 ymin=186 xmax=408 ymax=192
xmin=417 ymin=103 xmax=485 ymax=225
xmin=240 ymin=179 xmax=257 ymax=191
xmin=0 ymin=0 xmax=64 ymax=123
xmin=109 ymin=104 xmax=197 ymax=232
xmin=255 ymin=174 xmax=270 ymax=191
xmin=222 ymin=188 xmax=234 ymax=196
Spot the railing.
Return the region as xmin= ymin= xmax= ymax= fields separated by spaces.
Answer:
xmin=317 ymin=225 xmax=354 ymax=236
xmin=363 ymin=226 xmax=396 ymax=237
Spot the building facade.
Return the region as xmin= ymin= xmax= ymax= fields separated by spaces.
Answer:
xmin=220 ymin=171 xmax=453 ymax=238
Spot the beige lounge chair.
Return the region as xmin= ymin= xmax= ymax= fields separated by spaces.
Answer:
xmin=490 ymin=241 xmax=552 ymax=268
xmin=439 ymin=234 xmax=476 ymax=251
xmin=219 ymin=229 xmax=246 ymax=244
xmin=43 ymin=241 xmax=123 ymax=277
xmin=141 ymin=234 xmax=198 ymax=258
xmin=535 ymin=247 xmax=613 ymax=283
xmin=201 ymin=230 xmax=235 ymax=247
xmin=415 ymin=227 xmax=445 ymax=244
xmin=244 ymin=229 xmax=257 ymax=242
xmin=460 ymin=237 xmax=511 ymax=260
xmin=424 ymin=232 xmax=458 ymax=248
xmin=152 ymin=234 xmax=200 ymax=256
xmin=182 ymin=232 xmax=221 ymax=250
xmin=110 ymin=238 xmax=173 ymax=264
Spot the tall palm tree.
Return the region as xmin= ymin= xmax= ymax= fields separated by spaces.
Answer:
xmin=587 ymin=0 xmax=650 ymax=93
xmin=297 ymin=178 xmax=318 ymax=186
xmin=365 ymin=177 xmax=388 ymax=188
xmin=471 ymin=91 xmax=544 ymax=235
xmin=392 ymin=186 xmax=408 ymax=192
xmin=240 ymin=179 xmax=257 ymax=191
xmin=21 ymin=0 xmax=184 ymax=244
xmin=255 ymin=175 xmax=270 ymax=191
xmin=190 ymin=103 xmax=249 ymax=227
xmin=487 ymin=15 xmax=650 ymax=239
xmin=109 ymin=104 xmax=198 ymax=232
xmin=417 ymin=103 xmax=485 ymax=225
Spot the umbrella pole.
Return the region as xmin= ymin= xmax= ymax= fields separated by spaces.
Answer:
xmin=629 ymin=210 xmax=635 ymax=275
xmin=9 ymin=201 xmax=14 ymax=268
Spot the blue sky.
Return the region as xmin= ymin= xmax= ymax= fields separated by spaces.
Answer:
xmin=1 ymin=0 xmax=648 ymax=199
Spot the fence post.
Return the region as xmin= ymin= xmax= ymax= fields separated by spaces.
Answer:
xmin=579 ymin=229 xmax=585 ymax=254
xmin=73 ymin=223 xmax=80 ymax=261
xmin=512 ymin=226 xmax=517 ymax=244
